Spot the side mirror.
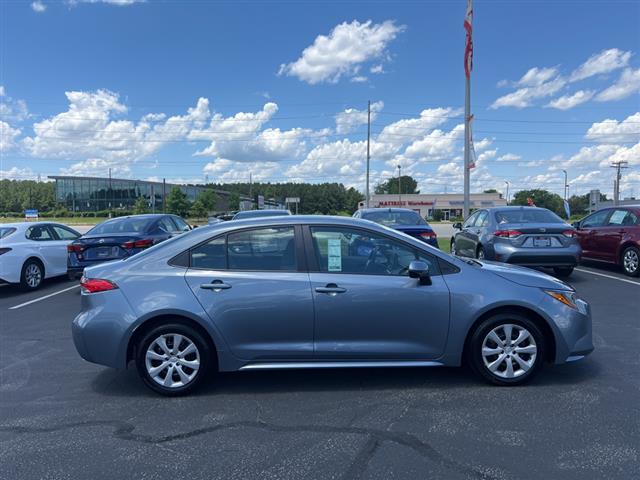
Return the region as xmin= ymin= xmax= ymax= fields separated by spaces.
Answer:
xmin=408 ymin=260 xmax=432 ymax=285
xmin=453 ymin=222 xmax=463 ymax=230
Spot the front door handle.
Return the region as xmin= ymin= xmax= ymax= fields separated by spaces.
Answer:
xmin=200 ymin=280 xmax=232 ymax=291
xmin=315 ymin=283 xmax=347 ymax=295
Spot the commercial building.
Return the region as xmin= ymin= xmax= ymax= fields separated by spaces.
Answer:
xmin=361 ymin=192 xmax=507 ymax=220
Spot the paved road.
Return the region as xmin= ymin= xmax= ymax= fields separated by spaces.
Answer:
xmin=1 ymin=265 xmax=638 ymax=480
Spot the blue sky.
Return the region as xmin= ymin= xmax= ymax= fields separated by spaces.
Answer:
xmin=1 ymin=0 xmax=639 ymax=199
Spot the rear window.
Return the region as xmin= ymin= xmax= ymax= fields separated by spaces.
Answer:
xmin=88 ymin=217 xmax=152 ymax=235
xmin=494 ymin=209 xmax=564 ymax=224
xmin=0 ymin=227 xmax=17 ymax=239
xmin=362 ymin=210 xmax=427 ymax=226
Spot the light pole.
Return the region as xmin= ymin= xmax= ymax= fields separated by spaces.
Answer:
xmin=504 ymin=181 xmax=509 ymax=205
xmin=562 ymin=169 xmax=568 ymax=201
xmin=397 ymin=165 xmax=402 ymax=205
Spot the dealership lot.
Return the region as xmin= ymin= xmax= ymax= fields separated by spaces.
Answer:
xmin=1 ymin=265 xmax=638 ymax=480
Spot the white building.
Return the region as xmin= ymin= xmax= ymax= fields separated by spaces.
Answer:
xmin=361 ymin=193 xmax=507 ymax=220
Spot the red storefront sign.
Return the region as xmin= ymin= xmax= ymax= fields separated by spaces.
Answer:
xmin=378 ymin=200 xmax=434 ymax=207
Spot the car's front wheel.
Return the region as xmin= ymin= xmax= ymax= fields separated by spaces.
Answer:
xmin=20 ymin=259 xmax=44 ymax=291
xmin=469 ymin=313 xmax=545 ymax=386
xmin=621 ymin=246 xmax=640 ymax=277
xmin=135 ymin=323 xmax=212 ymax=396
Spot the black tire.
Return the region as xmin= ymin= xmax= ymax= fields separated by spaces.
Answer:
xmin=476 ymin=245 xmax=485 ymax=260
xmin=468 ymin=312 xmax=546 ymax=386
xmin=20 ymin=259 xmax=44 ymax=291
xmin=450 ymin=239 xmax=457 ymax=255
xmin=135 ymin=323 xmax=212 ymax=396
xmin=553 ymin=267 xmax=574 ymax=277
xmin=621 ymin=246 xmax=640 ymax=277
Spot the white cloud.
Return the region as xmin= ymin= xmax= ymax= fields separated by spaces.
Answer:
xmin=0 ymin=121 xmax=21 ymax=152
xmin=350 ymin=76 xmax=368 ymax=83
xmin=490 ymin=76 xmax=565 ymax=109
xmin=601 ymin=141 xmax=640 ymax=167
xmin=278 ymin=20 xmax=405 ymax=84
xmin=546 ymin=90 xmax=595 ymax=110
xmin=0 ymin=87 xmax=30 ymax=121
xmin=569 ymin=48 xmax=632 ymax=82
xmin=203 ymin=159 xmax=280 ymax=183
xmin=370 ymin=64 xmax=385 ymax=74
xmin=402 ymin=124 xmax=465 ymax=162
xmin=335 ymin=101 xmax=383 ymax=134
xmin=0 ymin=167 xmax=38 ymax=180
xmin=585 ymin=112 xmax=640 ymax=143
xmin=67 ymin=0 xmax=145 ymax=6
xmin=286 ymin=139 xmax=367 ymax=180
xmin=496 ymin=153 xmax=521 ymax=162
xmin=0 ymin=86 xmax=5 ymax=97
xmin=595 ymin=68 xmax=640 ymax=102
xmin=376 ymin=107 xmax=459 ymax=148
xmin=31 ymin=1 xmax=46 ymax=13
xmin=516 ymin=67 xmax=559 ymax=87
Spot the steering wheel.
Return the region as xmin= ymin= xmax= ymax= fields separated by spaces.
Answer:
xmin=364 ymin=244 xmax=398 ymax=274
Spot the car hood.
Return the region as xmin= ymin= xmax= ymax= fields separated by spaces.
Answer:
xmin=478 ymin=260 xmax=573 ymax=291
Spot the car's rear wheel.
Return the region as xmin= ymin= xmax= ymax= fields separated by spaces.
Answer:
xmin=450 ymin=239 xmax=457 ymax=255
xmin=621 ymin=246 xmax=640 ymax=277
xmin=476 ymin=245 xmax=485 ymax=260
xmin=469 ymin=313 xmax=545 ymax=386
xmin=20 ymin=259 xmax=44 ymax=291
xmin=135 ymin=323 xmax=211 ymax=396
xmin=553 ymin=267 xmax=574 ymax=277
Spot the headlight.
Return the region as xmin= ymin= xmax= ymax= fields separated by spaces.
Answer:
xmin=544 ymin=290 xmax=578 ymax=309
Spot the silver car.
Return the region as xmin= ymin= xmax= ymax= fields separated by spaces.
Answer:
xmin=451 ymin=206 xmax=581 ymax=277
xmin=73 ymin=216 xmax=593 ymax=396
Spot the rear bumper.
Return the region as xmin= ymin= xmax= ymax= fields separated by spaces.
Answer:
xmin=493 ymin=243 xmax=581 ymax=267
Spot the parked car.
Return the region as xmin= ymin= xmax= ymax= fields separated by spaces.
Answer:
xmin=67 ymin=214 xmax=191 ymax=279
xmin=0 ymin=222 xmax=81 ymax=290
xmin=232 ymin=209 xmax=292 ymax=220
xmin=73 ymin=215 xmax=593 ymax=396
xmin=573 ymin=206 xmax=640 ymax=277
xmin=450 ymin=206 xmax=580 ymax=277
xmin=353 ymin=207 xmax=438 ymax=248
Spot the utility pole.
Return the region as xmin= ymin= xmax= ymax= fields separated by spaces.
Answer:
xmin=611 ymin=161 xmax=628 ymax=206
xmin=397 ymin=165 xmax=402 ymax=205
xmin=463 ymin=0 xmax=474 ymax=220
xmin=365 ymin=100 xmax=371 ymax=208
xmin=162 ymin=178 xmax=166 ymax=213
xmin=249 ymin=172 xmax=253 ymax=200
xmin=562 ymin=169 xmax=568 ymax=201
xmin=108 ymin=167 xmax=112 ymax=218
xmin=504 ymin=181 xmax=509 ymax=205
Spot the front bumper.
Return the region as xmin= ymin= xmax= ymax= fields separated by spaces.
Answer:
xmin=493 ymin=243 xmax=581 ymax=268
xmin=542 ymin=295 xmax=594 ymax=364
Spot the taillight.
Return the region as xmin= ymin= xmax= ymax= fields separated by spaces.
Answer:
xmin=67 ymin=244 xmax=83 ymax=253
xmin=0 ymin=247 xmax=12 ymax=255
xmin=122 ymin=238 xmax=154 ymax=249
xmin=80 ymin=276 xmax=118 ymax=293
xmin=562 ymin=230 xmax=576 ymax=238
xmin=419 ymin=231 xmax=437 ymax=239
xmin=494 ymin=230 xmax=522 ymax=238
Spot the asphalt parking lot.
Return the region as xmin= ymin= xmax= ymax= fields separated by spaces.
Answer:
xmin=1 ymin=264 xmax=638 ymax=480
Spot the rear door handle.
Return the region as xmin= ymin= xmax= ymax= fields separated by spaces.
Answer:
xmin=200 ymin=280 xmax=232 ymax=291
xmin=315 ymin=284 xmax=346 ymax=295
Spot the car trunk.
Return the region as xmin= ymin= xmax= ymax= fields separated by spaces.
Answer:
xmin=77 ymin=233 xmax=142 ymax=261
xmin=496 ymin=222 xmax=572 ymax=248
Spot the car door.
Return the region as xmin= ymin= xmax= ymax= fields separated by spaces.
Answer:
xmin=25 ymin=225 xmax=59 ymax=277
xmin=455 ymin=212 xmax=479 ymax=257
xmin=578 ymin=209 xmax=611 ymax=260
xmin=306 ymin=225 xmax=451 ymax=360
xmin=597 ymin=209 xmax=633 ymax=263
xmin=184 ymin=225 xmax=314 ymax=360
xmin=468 ymin=210 xmax=488 ymax=255
xmin=49 ymin=224 xmax=81 ymax=275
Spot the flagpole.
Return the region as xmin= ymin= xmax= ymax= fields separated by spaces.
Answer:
xmin=463 ymin=0 xmax=473 ymax=220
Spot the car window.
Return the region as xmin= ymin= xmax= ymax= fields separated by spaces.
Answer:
xmin=158 ymin=217 xmax=177 ymax=233
xmin=607 ymin=210 xmax=636 ymax=226
xmin=494 ymin=209 xmax=564 ymax=224
xmin=172 ymin=216 xmax=191 ymax=232
xmin=0 ymin=227 xmax=17 ymax=239
xmin=474 ymin=211 xmax=488 ymax=227
xmin=310 ymin=227 xmax=439 ymax=276
xmin=582 ymin=210 xmax=610 ymax=228
xmin=88 ymin=217 xmax=152 ymax=234
xmin=191 ymin=236 xmax=226 ymax=269
xmin=227 ymin=227 xmax=296 ymax=271
xmin=51 ymin=225 xmax=80 ymax=240
xmin=26 ymin=225 xmax=53 ymax=241
xmin=463 ymin=212 xmax=478 ymax=229
xmin=361 ymin=210 xmax=427 ymax=226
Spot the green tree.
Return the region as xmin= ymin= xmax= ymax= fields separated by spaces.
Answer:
xmin=166 ymin=187 xmax=191 ymax=217
xmin=512 ymin=189 xmax=564 ymax=216
xmin=133 ymin=196 xmax=149 ymax=214
xmin=198 ymin=189 xmax=218 ymax=212
xmin=374 ymin=175 xmax=419 ymax=195
xmin=227 ymin=192 xmax=240 ymax=211
xmin=189 ymin=199 xmax=207 ymax=218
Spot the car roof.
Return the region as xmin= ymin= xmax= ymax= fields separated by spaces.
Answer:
xmin=0 ymin=221 xmax=62 ymax=229
xmin=359 ymin=208 xmax=420 ymax=214
xmin=485 ymin=206 xmax=549 ymax=211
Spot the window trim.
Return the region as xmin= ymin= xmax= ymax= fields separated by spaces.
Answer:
xmin=183 ymin=224 xmax=306 ymax=273
xmin=303 ymin=224 xmax=444 ymax=277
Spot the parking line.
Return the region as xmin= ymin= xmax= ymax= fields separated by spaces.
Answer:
xmin=575 ymin=268 xmax=640 ymax=286
xmin=8 ymin=285 xmax=80 ymax=310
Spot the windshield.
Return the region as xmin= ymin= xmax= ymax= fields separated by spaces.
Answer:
xmin=362 ymin=210 xmax=427 ymax=226
xmin=0 ymin=227 xmax=17 ymax=239
xmin=87 ymin=217 xmax=153 ymax=235
xmin=495 ymin=209 xmax=564 ymax=224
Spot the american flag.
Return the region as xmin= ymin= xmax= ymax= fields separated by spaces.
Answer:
xmin=464 ymin=0 xmax=473 ymax=79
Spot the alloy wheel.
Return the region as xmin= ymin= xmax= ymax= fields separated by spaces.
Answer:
xmin=145 ymin=333 xmax=200 ymax=388
xmin=481 ymin=323 xmax=537 ymax=379
xmin=477 ymin=248 xmax=485 ymax=260
xmin=623 ymin=249 xmax=639 ymax=274
xmin=25 ymin=263 xmax=42 ymax=288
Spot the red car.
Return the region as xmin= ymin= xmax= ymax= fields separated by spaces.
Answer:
xmin=574 ymin=206 xmax=640 ymax=277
